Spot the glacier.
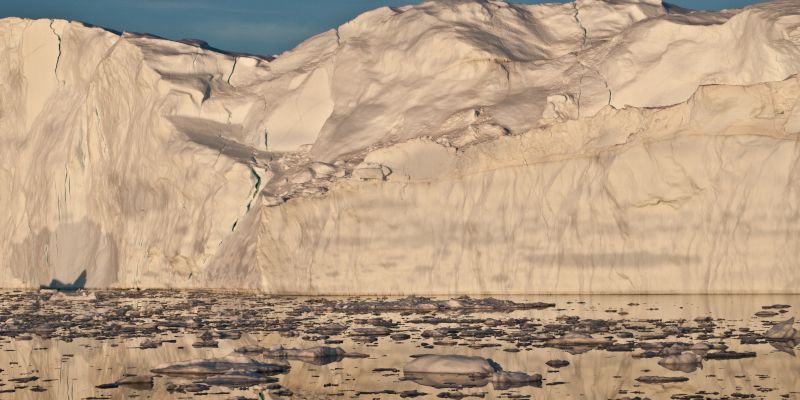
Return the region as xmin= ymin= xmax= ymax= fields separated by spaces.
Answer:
xmin=1 ymin=0 xmax=800 ymax=293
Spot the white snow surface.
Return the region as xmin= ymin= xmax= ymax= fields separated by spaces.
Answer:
xmin=2 ymin=0 xmax=800 ymax=293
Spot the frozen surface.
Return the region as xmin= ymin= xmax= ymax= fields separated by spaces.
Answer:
xmin=1 ymin=0 xmax=800 ymax=292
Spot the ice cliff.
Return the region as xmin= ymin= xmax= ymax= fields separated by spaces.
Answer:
xmin=2 ymin=0 xmax=800 ymax=293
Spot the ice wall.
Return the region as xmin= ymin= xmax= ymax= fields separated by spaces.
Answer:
xmin=1 ymin=0 xmax=800 ymax=293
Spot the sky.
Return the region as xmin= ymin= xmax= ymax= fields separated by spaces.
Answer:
xmin=1 ymin=0 xmax=768 ymax=56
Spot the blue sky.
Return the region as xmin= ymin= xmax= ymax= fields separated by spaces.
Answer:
xmin=1 ymin=0 xmax=766 ymax=56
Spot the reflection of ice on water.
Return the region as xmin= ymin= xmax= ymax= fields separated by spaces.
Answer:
xmin=0 ymin=293 xmax=799 ymax=399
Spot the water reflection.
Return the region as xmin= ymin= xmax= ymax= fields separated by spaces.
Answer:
xmin=0 ymin=292 xmax=797 ymax=399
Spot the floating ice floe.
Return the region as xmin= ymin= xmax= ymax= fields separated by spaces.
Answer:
xmin=151 ymin=355 xmax=288 ymax=375
xmin=765 ymin=318 xmax=799 ymax=340
xmin=403 ymin=355 xmax=541 ymax=390
xmin=658 ymin=351 xmax=703 ymax=373
xmin=234 ymin=345 xmax=365 ymax=365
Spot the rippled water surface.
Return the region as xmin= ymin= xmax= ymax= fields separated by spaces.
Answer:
xmin=0 ymin=291 xmax=799 ymax=399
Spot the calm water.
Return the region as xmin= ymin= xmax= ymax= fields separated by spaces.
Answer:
xmin=0 ymin=291 xmax=798 ymax=399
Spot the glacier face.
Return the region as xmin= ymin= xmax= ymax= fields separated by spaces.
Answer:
xmin=1 ymin=0 xmax=800 ymax=293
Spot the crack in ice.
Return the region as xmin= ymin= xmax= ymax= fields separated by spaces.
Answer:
xmin=49 ymin=20 xmax=62 ymax=84
xmin=227 ymin=57 xmax=238 ymax=84
xmin=572 ymin=2 xmax=587 ymax=48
